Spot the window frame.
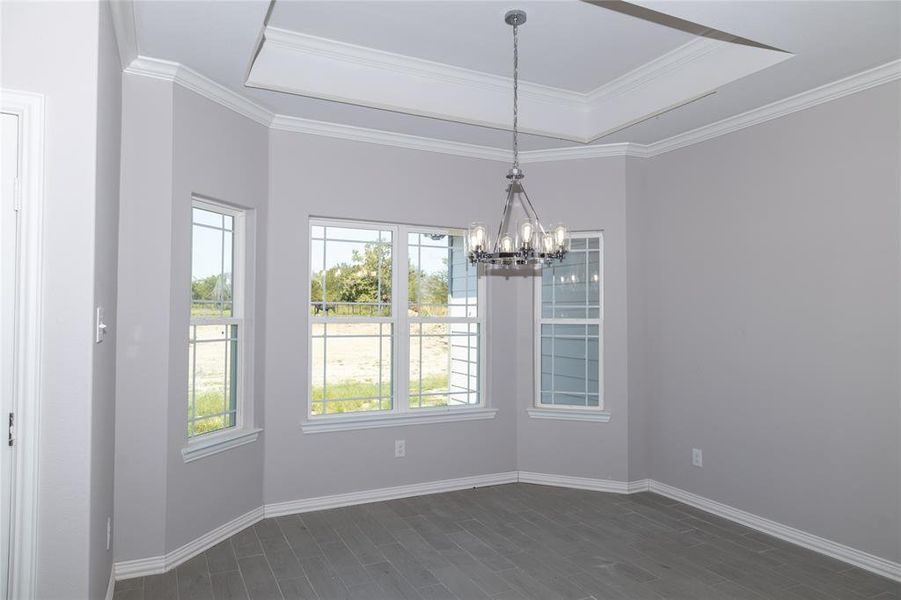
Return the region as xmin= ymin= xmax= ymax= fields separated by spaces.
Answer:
xmin=183 ymin=197 xmax=260 ymax=460
xmin=531 ymin=230 xmax=609 ymax=421
xmin=305 ymin=218 xmax=490 ymax=430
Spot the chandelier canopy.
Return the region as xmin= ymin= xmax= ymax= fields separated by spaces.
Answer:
xmin=467 ymin=9 xmax=569 ymax=268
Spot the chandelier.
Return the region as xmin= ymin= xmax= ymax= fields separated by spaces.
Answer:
xmin=467 ymin=9 xmax=569 ymax=267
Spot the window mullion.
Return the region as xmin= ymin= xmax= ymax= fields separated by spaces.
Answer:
xmin=394 ymin=225 xmax=410 ymax=413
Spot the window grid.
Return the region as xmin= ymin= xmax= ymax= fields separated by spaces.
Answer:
xmin=535 ymin=232 xmax=603 ymax=410
xmin=188 ymin=202 xmax=244 ymax=438
xmin=309 ymin=220 xmax=485 ymax=418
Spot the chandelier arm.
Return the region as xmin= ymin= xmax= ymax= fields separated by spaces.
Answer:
xmin=518 ymin=184 xmax=547 ymax=235
xmin=492 ymin=183 xmax=517 ymax=253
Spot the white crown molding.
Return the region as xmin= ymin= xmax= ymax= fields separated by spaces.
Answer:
xmin=112 ymin=472 xmax=900 ymax=583
xmin=124 ymin=56 xmax=900 ymax=164
xmin=264 ymin=27 xmax=579 ymax=106
xmin=649 ymin=480 xmax=901 ymax=582
xmin=125 ymin=56 xmax=274 ymax=126
xmin=644 ymin=58 xmax=901 ymax=157
xmin=249 ymin=27 xmax=791 ymax=143
xmin=271 ymin=114 xmax=511 ymax=162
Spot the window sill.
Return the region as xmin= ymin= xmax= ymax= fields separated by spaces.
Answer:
xmin=182 ymin=427 xmax=262 ymax=463
xmin=527 ymin=408 xmax=611 ymax=423
xmin=301 ymin=407 xmax=497 ymax=434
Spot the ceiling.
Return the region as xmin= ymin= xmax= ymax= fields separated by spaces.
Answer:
xmin=133 ymin=0 xmax=900 ymax=151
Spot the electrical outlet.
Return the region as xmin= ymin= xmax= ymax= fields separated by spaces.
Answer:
xmin=692 ymin=448 xmax=703 ymax=468
xmin=395 ymin=440 xmax=405 ymax=458
xmin=106 ymin=517 xmax=112 ymax=550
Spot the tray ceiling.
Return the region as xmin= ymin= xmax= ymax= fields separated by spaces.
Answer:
xmin=131 ymin=0 xmax=901 ymax=150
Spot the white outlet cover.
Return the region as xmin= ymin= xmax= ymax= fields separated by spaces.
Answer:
xmin=692 ymin=448 xmax=703 ymax=467
xmin=395 ymin=440 xmax=405 ymax=457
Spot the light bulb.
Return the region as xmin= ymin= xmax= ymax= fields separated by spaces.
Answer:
xmin=518 ymin=221 xmax=534 ymax=249
xmin=500 ymin=234 xmax=514 ymax=253
xmin=553 ymin=223 xmax=568 ymax=248
xmin=468 ymin=222 xmax=486 ymax=252
xmin=542 ymin=233 xmax=555 ymax=253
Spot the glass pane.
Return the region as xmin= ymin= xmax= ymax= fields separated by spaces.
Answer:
xmin=192 ymin=208 xmax=235 ymax=318
xmin=540 ymin=236 xmax=602 ymax=320
xmin=311 ymin=322 xmax=392 ymax=415
xmin=188 ymin=324 xmax=238 ymax=437
xmin=408 ymin=231 xmax=476 ymax=318
xmin=539 ymin=323 xmax=600 ymax=408
xmin=310 ymin=226 xmax=392 ymax=317
xmin=409 ymin=323 xmax=479 ymax=409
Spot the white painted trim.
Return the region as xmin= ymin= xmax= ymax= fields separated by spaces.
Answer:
xmin=114 ymin=504 xmax=265 ymax=580
xmin=649 ymin=480 xmax=901 ymax=583
xmin=643 ymin=58 xmax=901 ymax=156
xmin=113 ymin=472 xmax=517 ymax=579
xmin=124 ymin=55 xmax=900 ymax=163
xmin=111 ymin=472 xmax=900 ymax=583
xmin=1 ymin=89 xmax=45 ymax=600
xmin=271 ymin=114 xmax=510 ymax=162
xmin=518 ymin=471 xmax=634 ymax=494
xmin=264 ymin=471 xmax=519 ymax=518
xmin=526 ymin=408 xmax=611 ymax=422
xmin=124 ymin=56 xmax=273 ymax=126
xmin=181 ymin=427 xmax=261 ymax=463
xmin=301 ymin=408 xmax=497 ymax=434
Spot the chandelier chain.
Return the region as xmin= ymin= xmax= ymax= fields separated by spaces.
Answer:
xmin=512 ymin=20 xmax=519 ymax=170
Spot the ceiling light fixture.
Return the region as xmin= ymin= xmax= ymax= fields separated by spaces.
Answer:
xmin=468 ymin=9 xmax=569 ymax=268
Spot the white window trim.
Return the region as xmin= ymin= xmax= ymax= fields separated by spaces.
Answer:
xmin=183 ymin=197 xmax=259 ymax=461
xmin=531 ymin=230 xmax=607 ymax=422
xmin=303 ymin=218 xmax=488 ymax=432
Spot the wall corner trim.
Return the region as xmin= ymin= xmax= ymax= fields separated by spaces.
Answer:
xmin=112 ymin=472 xmax=900 ymax=583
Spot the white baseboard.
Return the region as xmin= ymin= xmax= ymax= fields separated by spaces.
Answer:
xmin=112 ymin=471 xmax=900 ymax=584
xmin=518 ymin=471 xmax=644 ymax=494
xmin=648 ymin=480 xmax=901 ymax=583
xmin=113 ymin=505 xmax=264 ymax=580
xmin=264 ymin=471 xmax=519 ymax=518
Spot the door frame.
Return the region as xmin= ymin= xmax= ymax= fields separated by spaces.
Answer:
xmin=2 ymin=88 xmax=44 ymax=600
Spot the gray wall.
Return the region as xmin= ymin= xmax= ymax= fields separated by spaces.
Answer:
xmin=641 ymin=82 xmax=901 ymax=562
xmin=513 ymin=158 xmax=633 ymax=482
xmin=2 ymin=1 xmax=120 ymax=597
xmin=263 ymin=131 xmax=519 ymax=505
xmin=115 ymin=76 xmax=268 ymax=561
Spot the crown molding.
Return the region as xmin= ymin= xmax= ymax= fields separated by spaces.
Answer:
xmin=520 ymin=143 xmax=647 ymax=163
xmin=124 ymin=56 xmax=900 ymax=163
xmin=643 ymin=57 xmax=901 ymax=157
xmin=125 ymin=56 xmax=274 ymax=126
xmin=270 ymin=114 xmax=511 ymax=162
xmin=249 ymin=26 xmax=790 ymax=143
xmin=264 ymin=27 xmax=579 ymax=106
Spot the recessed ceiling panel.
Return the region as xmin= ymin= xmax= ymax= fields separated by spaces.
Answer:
xmin=247 ymin=4 xmax=793 ymax=142
xmin=266 ymin=0 xmax=695 ymax=93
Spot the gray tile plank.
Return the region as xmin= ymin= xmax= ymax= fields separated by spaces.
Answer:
xmin=238 ymin=555 xmax=283 ymax=600
xmin=277 ymin=576 xmax=318 ymax=600
xmin=211 ymin=571 xmax=249 ymax=600
xmin=143 ymin=572 xmax=177 ymax=600
xmin=207 ymin=540 xmax=239 ymax=574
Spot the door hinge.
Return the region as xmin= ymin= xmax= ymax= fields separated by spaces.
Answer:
xmin=8 ymin=412 xmax=14 ymax=447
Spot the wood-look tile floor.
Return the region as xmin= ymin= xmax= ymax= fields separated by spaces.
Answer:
xmin=113 ymin=483 xmax=900 ymax=600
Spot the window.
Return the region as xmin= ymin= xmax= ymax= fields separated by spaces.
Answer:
xmin=534 ymin=232 xmax=605 ymax=416
xmin=188 ymin=201 xmax=246 ymax=438
xmin=309 ymin=220 xmax=484 ymax=422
